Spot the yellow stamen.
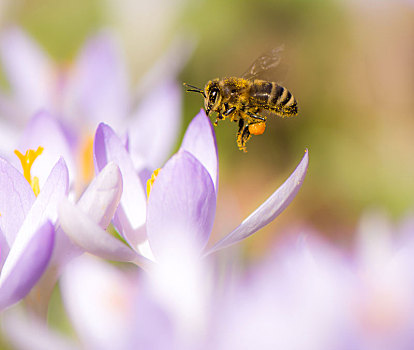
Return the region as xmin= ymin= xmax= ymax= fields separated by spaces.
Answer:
xmin=146 ymin=168 xmax=161 ymax=199
xmin=14 ymin=146 xmax=44 ymax=196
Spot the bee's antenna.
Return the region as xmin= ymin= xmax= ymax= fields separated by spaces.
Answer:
xmin=183 ymin=83 xmax=206 ymax=98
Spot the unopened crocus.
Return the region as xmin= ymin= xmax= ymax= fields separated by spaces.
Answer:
xmin=59 ymin=109 xmax=309 ymax=267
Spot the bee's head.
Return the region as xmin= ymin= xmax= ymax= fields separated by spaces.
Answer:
xmin=183 ymin=80 xmax=221 ymax=117
xmin=204 ymin=80 xmax=221 ymax=116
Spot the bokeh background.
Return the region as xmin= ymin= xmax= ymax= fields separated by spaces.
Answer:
xmin=0 ymin=0 xmax=413 ymax=258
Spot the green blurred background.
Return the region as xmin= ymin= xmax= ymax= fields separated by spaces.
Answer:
xmin=1 ymin=0 xmax=414 ymax=256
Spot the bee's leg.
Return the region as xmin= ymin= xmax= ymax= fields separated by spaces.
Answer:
xmin=236 ymin=119 xmax=251 ymax=153
xmin=214 ymin=114 xmax=224 ymax=126
xmin=224 ymin=107 xmax=236 ymax=116
xmin=237 ymin=118 xmax=244 ymax=133
xmin=224 ymin=107 xmax=237 ymax=122
xmin=247 ymin=112 xmax=266 ymax=122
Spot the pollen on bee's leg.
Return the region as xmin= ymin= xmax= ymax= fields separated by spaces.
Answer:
xmin=146 ymin=168 xmax=161 ymax=199
xmin=248 ymin=122 xmax=266 ymax=135
xmin=14 ymin=146 xmax=44 ymax=196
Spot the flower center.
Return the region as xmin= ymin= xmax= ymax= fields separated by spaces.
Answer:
xmin=14 ymin=146 xmax=44 ymax=196
xmin=146 ymin=168 xmax=161 ymax=199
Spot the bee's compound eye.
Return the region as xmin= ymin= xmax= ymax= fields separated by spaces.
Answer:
xmin=249 ymin=122 xmax=266 ymax=135
xmin=210 ymin=88 xmax=218 ymax=104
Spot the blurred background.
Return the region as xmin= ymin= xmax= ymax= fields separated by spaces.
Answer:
xmin=0 ymin=0 xmax=413 ymax=258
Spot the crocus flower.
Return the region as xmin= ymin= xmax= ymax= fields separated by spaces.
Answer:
xmin=59 ymin=109 xmax=309 ymax=267
xmin=0 ymin=150 xmax=68 ymax=310
xmin=0 ymin=27 xmax=183 ymax=174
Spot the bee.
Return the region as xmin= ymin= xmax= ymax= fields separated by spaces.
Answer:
xmin=184 ymin=47 xmax=298 ymax=152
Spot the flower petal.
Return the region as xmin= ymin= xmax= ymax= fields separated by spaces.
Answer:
xmin=64 ymin=32 xmax=129 ymax=127
xmin=146 ymin=150 xmax=216 ymax=262
xmin=1 ymin=157 xmax=67 ymax=269
xmin=2 ymin=305 xmax=78 ymax=350
xmin=59 ymin=199 xmax=149 ymax=267
xmin=94 ymin=123 xmax=147 ymax=249
xmin=77 ymin=162 xmax=123 ymax=229
xmin=16 ymin=110 xmax=75 ymax=187
xmin=0 ymin=157 xmax=35 ymax=247
xmin=180 ymin=109 xmax=218 ymax=192
xmin=51 ymin=162 xmax=123 ymax=267
xmin=206 ymin=150 xmax=309 ymax=254
xmin=128 ymin=80 xmax=182 ymax=169
xmin=61 ymin=255 xmax=137 ymax=350
xmin=25 ymin=157 xmax=69 ymax=226
xmin=0 ymin=27 xmax=54 ymax=116
xmin=0 ymin=221 xmax=54 ymax=310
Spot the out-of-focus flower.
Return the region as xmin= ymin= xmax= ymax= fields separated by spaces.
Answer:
xmin=347 ymin=211 xmax=414 ymax=350
xmin=59 ymin=109 xmax=309 ymax=267
xmin=0 ymin=151 xmax=68 ymax=310
xmin=0 ymin=27 xmax=183 ymax=184
xmin=10 ymin=211 xmax=414 ymax=350
xmin=62 ymin=214 xmax=414 ymax=349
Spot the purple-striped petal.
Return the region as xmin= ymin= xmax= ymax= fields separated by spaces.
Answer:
xmin=0 ymin=157 xmax=35 ymax=247
xmin=59 ymin=199 xmax=148 ymax=267
xmin=64 ymin=32 xmax=128 ymax=127
xmin=206 ymin=150 xmax=309 ymax=254
xmin=94 ymin=123 xmax=147 ymax=249
xmin=128 ymin=80 xmax=182 ymax=169
xmin=180 ymin=109 xmax=218 ymax=192
xmin=0 ymin=27 xmax=53 ymax=116
xmin=147 ymin=150 xmax=216 ymax=262
xmin=0 ymin=221 xmax=54 ymax=310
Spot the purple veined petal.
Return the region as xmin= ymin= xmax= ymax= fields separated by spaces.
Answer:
xmin=146 ymin=150 xmax=216 ymax=262
xmin=77 ymin=162 xmax=123 ymax=229
xmin=16 ymin=110 xmax=75 ymax=187
xmin=0 ymin=221 xmax=54 ymax=311
xmin=58 ymin=199 xmax=151 ymax=269
xmin=63 ymin=32 xmax=129 ymax=127
xmin=61 ymin=255 xmax=137 ymax=350
xmin=128 ymin=79 xmax=182 ymax=169
xmin=180 ymin=109 xmax=218 ymax=192
xmin=2 ymin=157 xmax=68 ymax=277
xmin=0 ymin=27 xmax=54 ymax=117
xmin=94 ymin=123 xmax=147 ymax=250
xmin=206 ymin=150 xmax=309 ymax=255
xmin=51 ymin=162 xmax=123 ymax=268
xmin=0 ymin=227 xmax=9 ymax=269
xmin=0 ymin=157 xmax=35 ymax=247
xmin=21 ymin=157 xmax=69 ymax=228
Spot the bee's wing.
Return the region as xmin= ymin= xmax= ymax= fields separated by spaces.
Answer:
xmin=241 ymin=46 xmax=284 ymax=81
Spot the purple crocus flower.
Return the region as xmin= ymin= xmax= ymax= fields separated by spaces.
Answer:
xmin=59 ymin=109 xmax=309 ymax=267
xmin=0 ymin=27 xmax=183 ymax=172
xmin=0 ymin=154 xmax=68 ymax=310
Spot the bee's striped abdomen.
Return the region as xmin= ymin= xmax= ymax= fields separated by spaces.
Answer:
xmin=250 ymin=80 xmax=298 ymax=117
xmin=269 ymin=84 xmax=298 ymax=117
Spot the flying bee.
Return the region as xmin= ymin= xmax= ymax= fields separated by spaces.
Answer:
xmin=184 ymin=47 xmax=298 ymax=152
